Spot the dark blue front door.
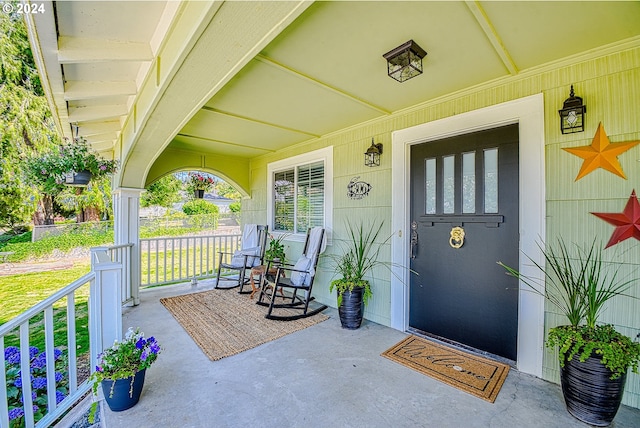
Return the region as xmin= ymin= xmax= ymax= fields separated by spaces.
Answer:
xmin=409 ymin=124 xmax=520 ymax=361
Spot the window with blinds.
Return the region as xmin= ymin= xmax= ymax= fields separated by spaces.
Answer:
xmin=273 ymin=161 xmax=325 ymax=233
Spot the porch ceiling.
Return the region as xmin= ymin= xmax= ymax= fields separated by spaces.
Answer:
xmin=27 ymin=1 xmax=640 ymax=188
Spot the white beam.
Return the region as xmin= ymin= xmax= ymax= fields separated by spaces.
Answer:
xmin=69 ymin=105 xmax=128 ymax=122
xmin=58 ymin=37 xmax=153 ymax=63
xmin=254 ymin=54 xmax=391 ymax=115
xmin=64 ymin=81 xmax=137 ymax=100
xmin=465 ymin=1 xmax=518 ymax=75
xmin=76 ymin=121 xmax=122 ymax=136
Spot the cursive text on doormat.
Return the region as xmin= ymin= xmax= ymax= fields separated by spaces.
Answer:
xmin=381 ymin=335 xmax=509 ymax=402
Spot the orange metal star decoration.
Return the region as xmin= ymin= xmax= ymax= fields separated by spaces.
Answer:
xmin=563 ymin=122 xmax=639 ymax=181
xmin=592 ymin=190 xmax=640 ymax=248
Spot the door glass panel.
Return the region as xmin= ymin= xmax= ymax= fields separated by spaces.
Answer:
xmin=462 ymin=152 xmax=475 ymax=213
xmin=443 ymin=155 xmax=455 ymax=214
xmin=484 ymin=148 xmax=498 ymax=213
xmin=425 ymin=158 xmax=436 ymax=214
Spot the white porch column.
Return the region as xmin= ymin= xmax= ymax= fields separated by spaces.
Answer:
xmin=113 ymin=187 xmax=143 ymax=305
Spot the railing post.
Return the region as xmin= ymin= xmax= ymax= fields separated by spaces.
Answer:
xmin=89 ymin=250 xmax=123 ymax=369
xmin=113 ymin=188 xmax=143 ymax=305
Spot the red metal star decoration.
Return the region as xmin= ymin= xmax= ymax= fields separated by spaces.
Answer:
xmin=592 ymin=190 xmax=640 ymax=248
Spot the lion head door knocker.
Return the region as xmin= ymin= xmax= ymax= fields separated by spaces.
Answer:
xmin=449 ymin=226 xmax=465 ymax=249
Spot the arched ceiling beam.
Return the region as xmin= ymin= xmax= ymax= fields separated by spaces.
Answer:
xmin=120 ymin=1 xmax=313 ymax=190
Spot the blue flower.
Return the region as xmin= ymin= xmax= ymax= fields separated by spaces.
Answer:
xmin=54 ymin=349 xmax=63 ymax=361
xmin=55 ymin=372 xmax=64 ymax=383
xmin=8 ymin=407 xmax=24 ymax=420
xmin=31 ymin=354 xmax=46 ymax=370
xmin=5 ymin=346 xmax=21 ymax=364
xmin=56 ymin=391 xmax=66 ymax=404
xmin=32 ymin=377 xmax=47 ymax=390
xmin=20 ymin=391 xmax=37 ymax=403
xmin=140 ymin=351 xmax=148 ymax=361
xmin=150 ymin=343 xmax=160 ymax=354
xmin=14 ymin=376 xmax=23 ymax=388
xmin=29 ymin=346 xmax=39 ymax=359
xmin=135 ymin=338 xmax=146 ymax=350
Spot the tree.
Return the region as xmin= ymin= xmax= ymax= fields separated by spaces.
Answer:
xmin=56 ymin=177 xmax=113 ymax=222
xmin=0 ymin=6 xmax=60 ymax=227
xmin=215 ymin=180 xmax=241 ymax=201
xmin=141 ymin=175 xmax=182 ymax=208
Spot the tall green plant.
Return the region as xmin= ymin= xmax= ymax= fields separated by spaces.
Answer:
xmin=328 ymin=220 xmax=392 ymax=306
xmin=499 ymin=238 xmax=640 ymax=378
xmin=499 ymin=238 xmax=636 ymax=328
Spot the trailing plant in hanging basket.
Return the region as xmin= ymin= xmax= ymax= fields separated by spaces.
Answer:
xmin=188 ymin=172 xmax=214 ymax=191
xmin=24 ymin=137 xmax=117 ymax=191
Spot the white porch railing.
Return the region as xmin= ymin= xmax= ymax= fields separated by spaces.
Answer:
xmin=91 ymin=244 xmax=135 ymax=305
xmin=140 ymin=233 xmax=242 ymax=287
xmin=0 ymin=247 xmax=128 ymax=428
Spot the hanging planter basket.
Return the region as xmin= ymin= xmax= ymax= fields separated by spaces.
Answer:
xmin=64 ymin=170 xmax=92 ymax=187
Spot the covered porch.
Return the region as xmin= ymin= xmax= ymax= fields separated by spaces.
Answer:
xmin=83 ymin=280 xmax=640 ymax=427
xmin=20 ymin=0 xmax=640 ymax=424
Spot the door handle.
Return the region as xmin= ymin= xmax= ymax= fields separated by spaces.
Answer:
xmin=410 ymin=220 xmax=418 ymax=259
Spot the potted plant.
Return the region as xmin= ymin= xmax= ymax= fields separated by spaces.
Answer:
xmin=499 ymin=239 xmax=640 ymax=426
xmin=25 ymin=137 xmax=118 ymax=190
xmin=264 ymin=233 xmax=289 ymax=265
xmin=328 ymin=220 xmax=393 ymax=329
xmin=188 ymin=172 xmax=214 ymax=198
xmin=89 ymin=328 xmax=161 ymax=417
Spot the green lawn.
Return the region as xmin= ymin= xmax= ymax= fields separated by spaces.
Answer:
xmin=1 ymin=240 xmax=234 ymax=353
xmin=0 ymin=264 xmax=91 ymax=354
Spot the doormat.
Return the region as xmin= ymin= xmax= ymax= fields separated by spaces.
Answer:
xmin=381 ymin=335 xmax=509 ymax=403
xmin=160 ymin=290 xmax=327 ymax=361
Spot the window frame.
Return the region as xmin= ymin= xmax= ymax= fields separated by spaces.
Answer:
xmin=267 ymin=146 xmax=333 ymax=243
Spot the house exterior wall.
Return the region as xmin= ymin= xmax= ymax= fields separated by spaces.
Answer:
xmin=245 ymin=44 xmax=640 ymax=408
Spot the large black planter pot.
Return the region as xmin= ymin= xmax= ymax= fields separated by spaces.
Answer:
xmin=338 ymin=287 xmax=365 ymax=330
xmin=64 ymin=170 xmax=92 ymax=187
xmin=194 ymin=189 xmax=205 ymax=199
xmin=101 ymin=369 xmax=146 ymax=412
xmin=560 ymin=352 xmax=627 ymax=426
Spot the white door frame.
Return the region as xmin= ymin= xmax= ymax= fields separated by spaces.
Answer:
xmin=390 ymin=93 xmax=545 ymax=377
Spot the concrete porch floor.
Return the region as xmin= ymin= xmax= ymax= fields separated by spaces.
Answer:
xmin=98 ymin=280 xmax=640 ymax=428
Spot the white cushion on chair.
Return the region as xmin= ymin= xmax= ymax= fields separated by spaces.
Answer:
xmin=290 ymin=256 xmax=312 ymax=286
xmin=230 ymin=246 xmax=260 ymax=268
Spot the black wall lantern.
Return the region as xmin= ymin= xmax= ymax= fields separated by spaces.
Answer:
xmin=364 ymin=139 xmax=383 ymax=167
xmin=558 ymin=85 xmax=586 ymax=134
xmin=383 ymin=40 xmax=427 ymax=83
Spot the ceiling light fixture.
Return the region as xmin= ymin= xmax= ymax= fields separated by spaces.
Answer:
xmin=382 ymin=40 xmax=427 ymax=83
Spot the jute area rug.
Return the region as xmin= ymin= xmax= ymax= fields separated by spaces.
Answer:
xmin=160 ymin=290 xmax=327 ymax=361
xmin=382 ymin=335 xmax=509 ymax=403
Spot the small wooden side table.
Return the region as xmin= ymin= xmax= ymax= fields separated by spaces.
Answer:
xmin=249 ymin=264 xmax=284 ymax=299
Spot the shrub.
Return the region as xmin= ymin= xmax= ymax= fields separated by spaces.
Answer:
xmin=182 ymin=200 xmax=218 ymax=216
xmin=229 ymin=201 xmax=241 ymax=213
xmin=4 ymin=346 xmax=68 ymax=427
